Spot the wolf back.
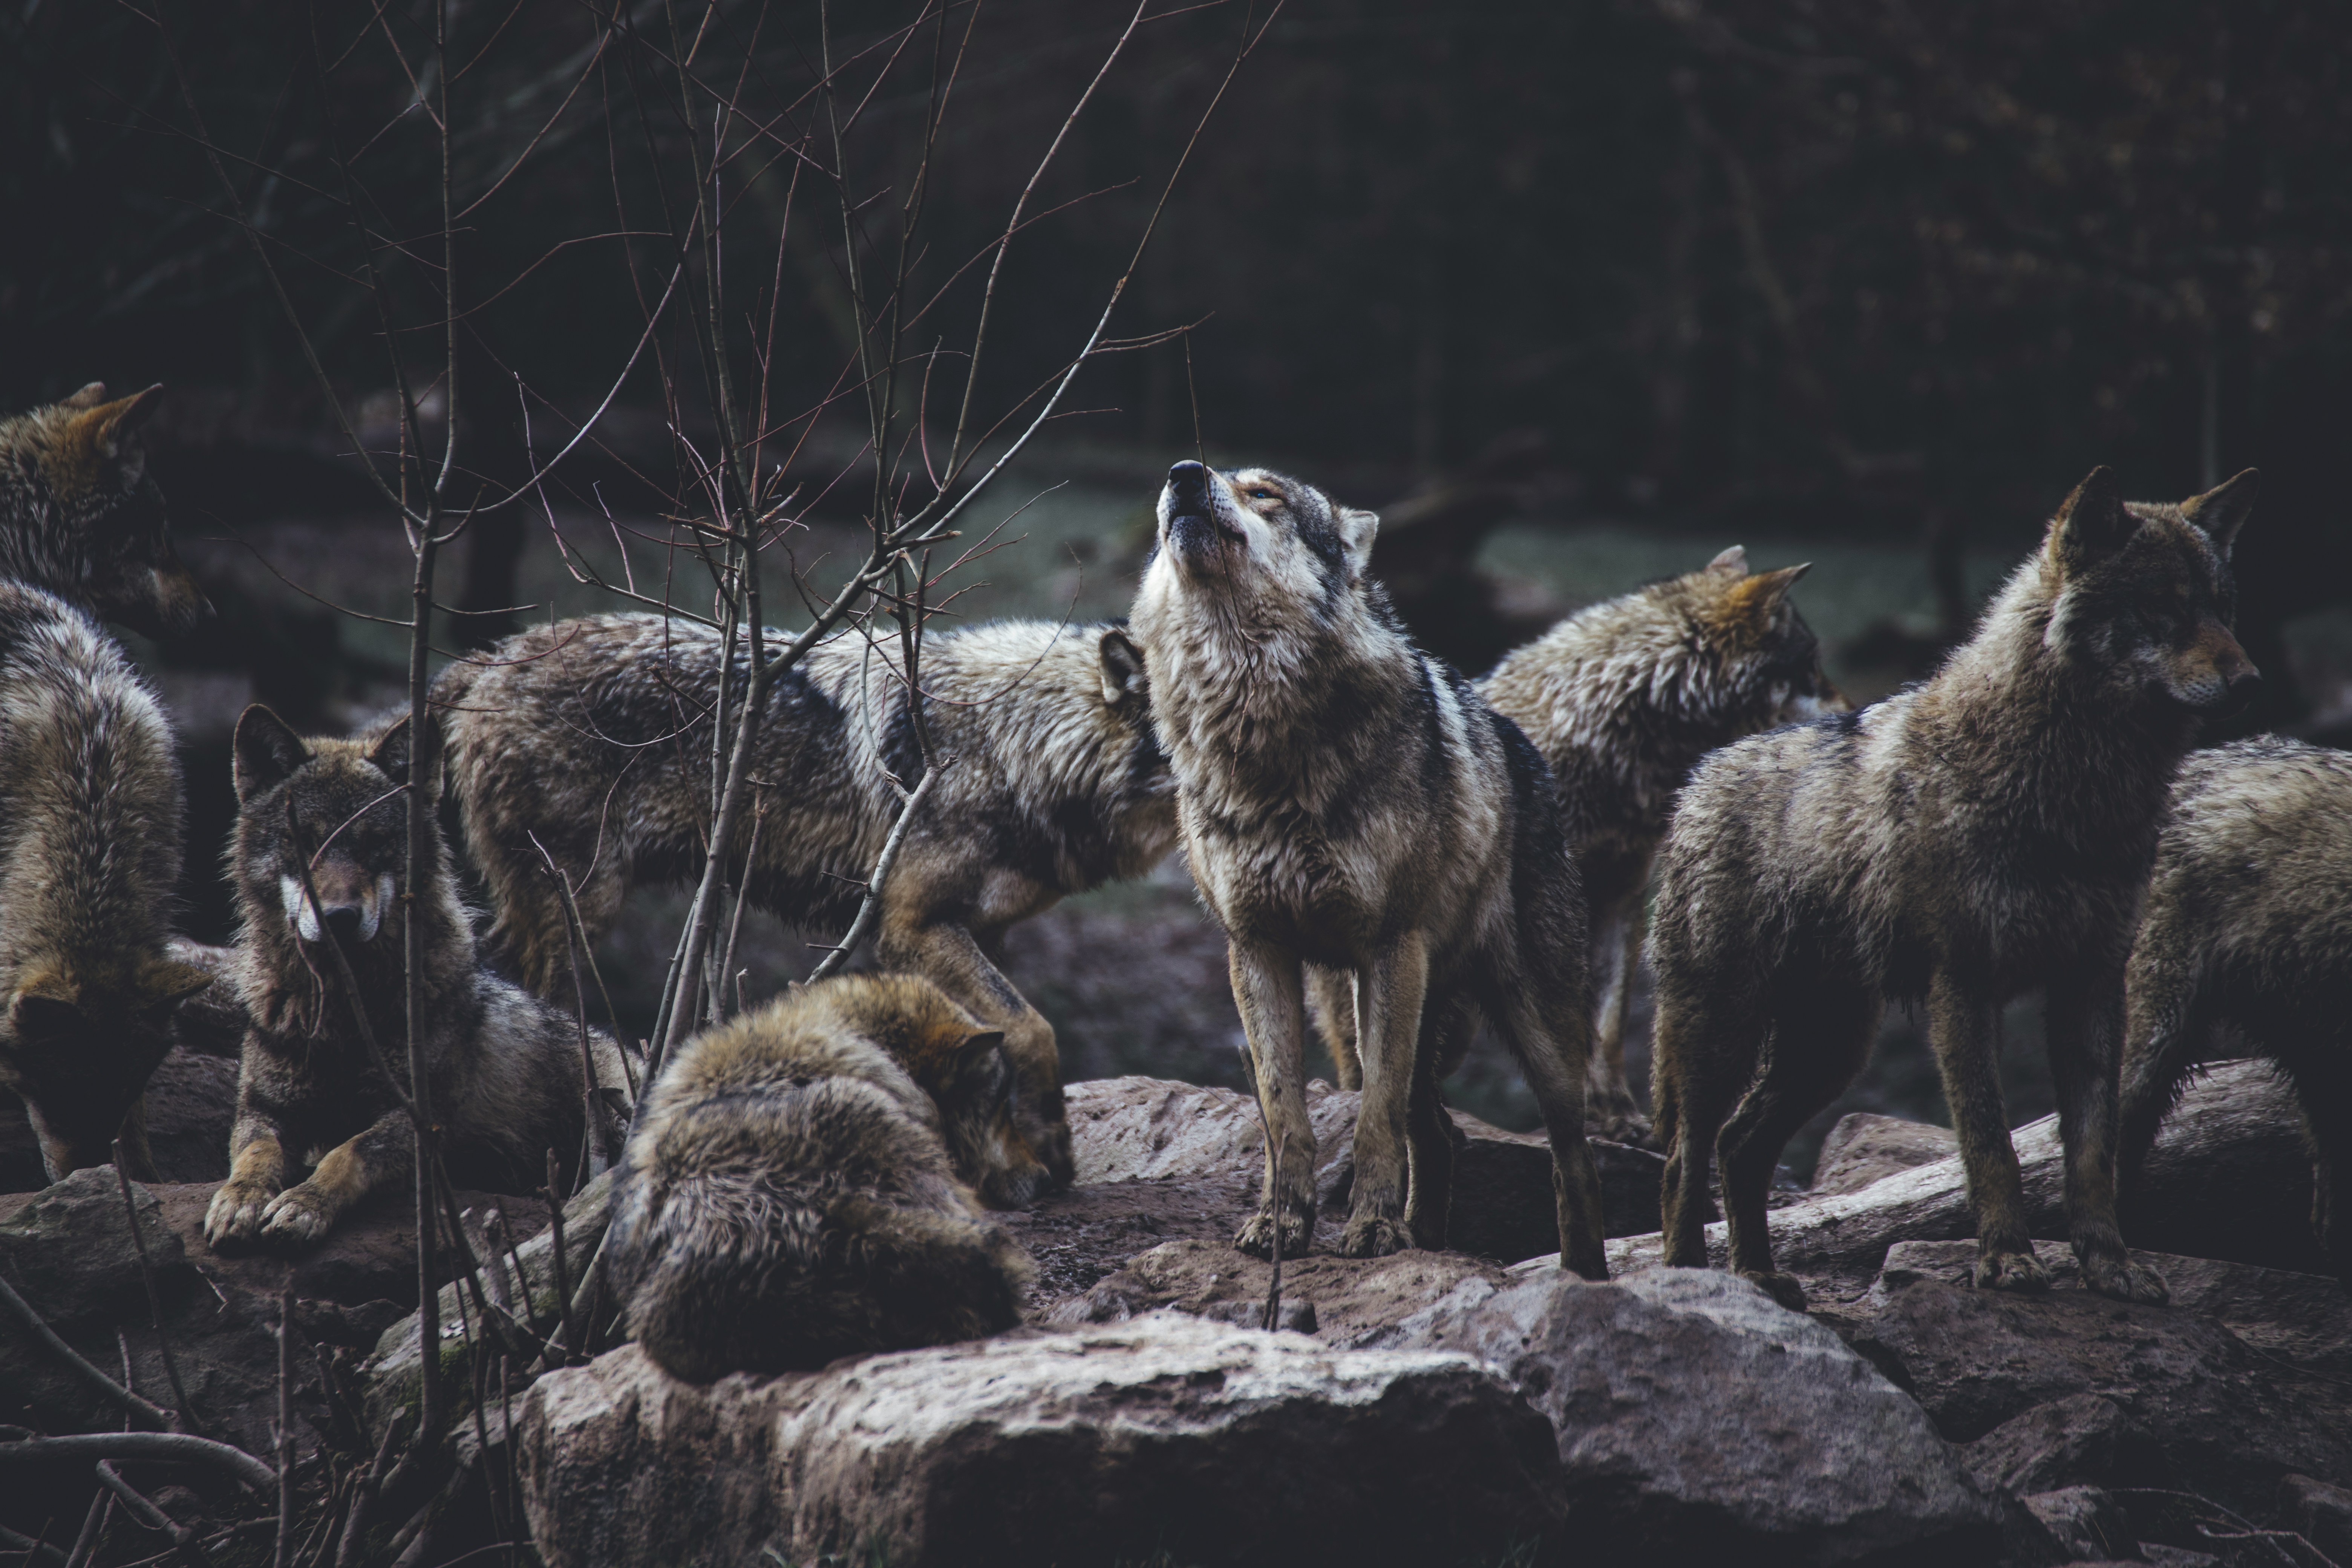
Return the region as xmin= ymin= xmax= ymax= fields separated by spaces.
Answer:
xmin=1647 ymin=467 xmax=2259 ymax=1310
xmin=436 ymin=613 xmax=1173 ymax=1192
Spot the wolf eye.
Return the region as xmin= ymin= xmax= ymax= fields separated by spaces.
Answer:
xmin=1246 ymin=487 xmax=1277 ymax=501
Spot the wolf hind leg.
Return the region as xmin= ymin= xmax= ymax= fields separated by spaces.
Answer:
xmin=1586 ymin=896 xmax=1655 ymax=1147
xmin=2117 ymin=929 xmax=2214 ymax=1215
xmin=1307 ymin=964 xmax=1361 ymax=1090
xmin=2049 ymin=972 xmax=2167 ymax=1304
xmin=1486 ymin=974 xmax=1609 ymax=1280
xmin=1651 ymin=984 xmax=1758 ymax=1272
xmin=1403 ymin=994 xmax=1474 ymax=1250
xmin=1717 ymin=983 xmax=1879 ymax=1310
xmin=1228 ymin=938 xmax=1317 ymax=1260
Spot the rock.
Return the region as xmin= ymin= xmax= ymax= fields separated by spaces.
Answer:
xmin=0 ymin=1045 xmax=237 ymax=1190
xmin=1605 ymin=1061 xmax=2325 ymax=1287
xmin=2021 ymin=1487 xmax=2137 ymax=1562
xmin=1066 ymin=1075 xmax=1667 ymax=1259
xmin=2279 ymin=1473 xmax=2352 ymax=1560
xmin=1048 ymin=1237 xmax=1508 ymax=1346
xmin=1961 ymin=1394 xmax=2172 ymax=1496
xmin=2138 ymin=1550 xmax=2217 ymax=1568
xmin=1813 ymin=1113 xmax=1959 ymax=1196
xmin=519 ymin=1317 xmax=1564 ymax=1568
xmin=1385 ymin=1266 xmax=2007 ymax=1563
xmin=1830 ymin=1246 xmax=2352 ymax=1519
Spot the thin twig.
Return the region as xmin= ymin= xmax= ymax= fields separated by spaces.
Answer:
xmin=0 ymin=1274 xmax=173 ymax=1430
xmin=543 ymin=1152 xmax=579 ymax=1359
xmin=110 ymin=1148 xmax=200 ymax=1436
xmin=0 ymin=1434 xmax=275 ymax=1492
xmin=807 ymin=764 xmax=942 ymax=982
xmin=527 ymin=835 xmax=616 ymax=1185
xmin=275 ymin=1281 xmax=295 ymax=1568
xmin=334 ymin=1410 xmax=406 ymax=1568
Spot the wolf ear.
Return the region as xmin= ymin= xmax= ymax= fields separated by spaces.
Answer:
xmin=1098 ymin=628 xmax=1147 ymax=709
xmin=233 ymin=705 xmax=311 ymax=802
xmin=2181 ymin=468 xmax=2258 ymax=557
xmin=72 ymin=385 xmax=164 ymax=459
xmin=954 ymin=1030 xmax=1011 ymax=1102
xmin=61 ymin=382 xmax=109 ymax=410
xmin=2050 ymin=466 xmax=2136 ymax=575
xmin=136 ymin=960 xmax=214 ymax=1011
xmin=1706 ymin=545 xmax=1749 ymax=577
xmin=1722 ymin=562 xmax=1811 ymax=626
xmin=367 ymin=714 xmax=443 ymax=802
xmin=1337 ymin=507 xmax=1379 ymax=582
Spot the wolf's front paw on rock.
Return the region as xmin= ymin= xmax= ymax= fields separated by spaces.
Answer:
xmin=255 ymin=1184 xmax=339 ymax=1246
xmin=1339 ymin=1212 xmax=1415 ymax=1259
xmin=2082 ymin=1251 xmax=2170 ymax=1305
xmin=1973 ymin=1247 xmax=2052 ymax=1294
xmin=1234 ymin=1208 xmax=1312 ymax=1260
xmin=203 ymin=1178 xmax=278 ymax=1246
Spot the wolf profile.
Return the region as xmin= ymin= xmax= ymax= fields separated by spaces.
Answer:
xmin=2118 ymin=736 xmax=2352 ymax=1286
xmin=204 ymin=706 xmax=634 ymax=1248
xmin=1323 ymin=547 xmax=1844 ymax=1145
xmin=0 ymin=583 xmax=211 ymax=1180
xmin=1649 ymin=467 xmax=2259 ymax=1309
xmin=0 ymin=383 xmax=209 ymax=634
xmin=1130 ymin=459 xmax=1607 ymax=1274
xmin=603 ymin=972 xmax=1031 ymax=1381
xmin=435 ymin=614 xmax=1173 ymax=1196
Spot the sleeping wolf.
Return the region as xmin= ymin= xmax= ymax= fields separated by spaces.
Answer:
xmin=1650 ymin=467 xmax=2259 ymax=1309
xmin=0 ymin=383 xmax=209 ymax=634
xmin=2118 ymin=736 xmax=2352 ymax=1286
xmin=436 ymin=614 xmax=1173 ymax=1196
xmin=1322 ymin=547 xmax=1845 ymax=1146
xmin=0 ymin=583 xmax=211 ymax=1180
xmin=604 ymin=971 xmax=1031 ymax=1381
xmin=204 ymin=706 xmax=635 ymax=1248
xmin=1131 ymin=459 xmax=1607 ymax=1274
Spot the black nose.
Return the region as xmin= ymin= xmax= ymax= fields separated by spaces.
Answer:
xmin=2223 ymin=667 xmax=2263 ymax=714
xmin=323 ymin=905 xmax=363 ymax=942
xmin=1168 ymin=460 xmax=1208 ymax=495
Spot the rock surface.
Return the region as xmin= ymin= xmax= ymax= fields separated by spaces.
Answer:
xmin=1380 ymin=1265 xmax=2010 ymax=1564
xmin=1812 ymin=1112 xmax=1960 ymax=1196
xmin=1049 ymin=1237 xmax=1510 ymax=1345
xmin=519 ymin=1317 xmax=1565 ymax=1568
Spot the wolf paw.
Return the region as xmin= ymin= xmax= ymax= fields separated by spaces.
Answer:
xmin=255 ymin=1184 xmax=339 ymax=1248
xmin=203 ymin=1177 xmax=279 ymax=1247
xmin=1032 ymin=1122 xmax=1077 ymax=1193
xmin=1738 ymin=1269 xmax=1809 ymax=1311
xmin=2082 ymin=1252 xmax=2170 ymax=1305
xmin=1234 ymin=1209 xmax=1313 ymax=1260
xmin=1972 ymin=1247 xmax=2051 ymax=1294
xmin=1588 ymin=1109 xmax=1658 ymax=1151
xmin=1339 ymin=1212 xmax=1414 ymax=1258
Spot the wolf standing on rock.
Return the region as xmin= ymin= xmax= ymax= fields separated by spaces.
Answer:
xmin=436 ymin=613 xmax=1173 ymax=1197
xmin=205 ymin=706 xmax=634 ymax=1248
xmin=1132 ymin=460 xmax=1607 ymax=1274
xmin=1649 ymin=467 xmax=2260 ymax=1309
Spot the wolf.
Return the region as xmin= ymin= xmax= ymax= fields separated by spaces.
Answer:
xmin=1649 ymin=467 xmax=2259 ymax=1309
xmin=2118 ymin=736 xmax=2352 ymax=1286
xmin=1130 ymin=459 xmax=1608 ymax=1274
xmin=0 ymin=582 xmax=211 ymax=1181
xmin=0 ymin=383 xmax=210 ymax=634
xmin=1321 ymin=547 xmax=1845 ymax=1145
xmin=602 ymin=971 xmax=1031 ymax=1381
xmin=204 ymin=705 xmax=636 ymax=1249
xmin=435 ymin=613 xmax=1174 ymax=1196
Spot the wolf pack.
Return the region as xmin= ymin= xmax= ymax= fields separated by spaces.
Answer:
xmin=0 ymin=381 xmax=2341 ymax=1389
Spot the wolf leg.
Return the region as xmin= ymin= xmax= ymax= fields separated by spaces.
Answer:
xmin=1307 ymin=965 xmax=1361 ymax=1091
xmin=204 ymin=1125 xmax=288 ymax=1246
xmin=258 ymin=1112 xmax=412 ymax=1247
xmin=2285 ymin=1053 xmax=2352 ymax=1287
xmin=1928 ymin=969 xmax=2047 ymax=1292
xmin=1402 ymin=995 xmax=1474 ymax=1248
xmin=1717 ymin=985 xmax=1879 ymax=1311
xmin=1586 ymin=898 xmax=1655 ymax=1147
xmin=2116 ymin=925 xmax=2213 ymax=1211
xmin=880 ymin=914 xmax=1072 ymax=1190
xmin=2049 ymin=973 xmax=2168 ymax=1304
xmin=1341 ymin=931 xmax=1429 ymax=1257
xmin=1489 ymin=982 xmax=1609 ymax=1279
xmin=1651 ymin=989 xmax=1753 ymax=1271
xmin=1229 ymin=939 xmax=1316 ymax=1259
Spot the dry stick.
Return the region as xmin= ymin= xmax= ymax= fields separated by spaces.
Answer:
xmin=93 ymin=1462 xmax=205 ymax=1568
xmin=0 ymin=1274 xmax=172 ymax=1430
xmin=0 ymin=1522 xmax=62 ymax=1568
xmin=1261 ymin=1136 xmax=1284 ymax=1333
xmin=806 ymin=766 xmax=942 ymax=984
xmin=715 ymin=795 xmax=766 ymax=1018
xmin=274 ymin=1282 xmax=294 ymax=1568
xmin=0 ymin=1433 xmax=275 ymax=1491
xmin=526 ymin=835 xmax=615 ymax=1186
xmin=498 ymin=1355 xmax=519 ymax=1567
xmin=333 ymin=1412 xmax=407 ymax=1568
xmin=107 ymin=1150 xmax=199 ymax=1436
xmin=542 ymin=1152 xmax=578 ymax=1358
xmin=61 ymin=1484 xmax=107 ymax=1568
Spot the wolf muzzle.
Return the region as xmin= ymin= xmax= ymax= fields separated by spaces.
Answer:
xmin=1163 ymin=461 xmax=1241 ymax=562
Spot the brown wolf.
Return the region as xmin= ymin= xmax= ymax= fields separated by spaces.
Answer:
xmin=204 ymin=705 xmax=635 ymax=1248
xmin=2118 ymin=735 xmax=2352 ymax=1286
xmin=0 ymin=383 xmax=209 ymax=635
xmin=435 ymin=613 xmax=1174 ymax=1196
xmin=0 ymin=582 xmax=211 ymax=1180
xmin=602 ymin=971 xmax=1031 ymax=1381
xmin=1649 ymin=467 xmax=2259 ymax=1309
xmin=1130 ymin=459 xmax=1607 ymax=1275
xmin=1322 ymin=547 xmax=1845 ymax=1145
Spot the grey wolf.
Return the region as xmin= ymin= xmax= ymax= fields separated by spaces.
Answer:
xmin=0 ymin=383 xmax=209 ymax=634
xmin=435 ymin=613 xmax=1175 ymax=1197
xmin=602 ymin=971 xmax=1031 ymax=1380
xmin=1649 ymin=467 xmax=2259 ymax=1309
xmin=0 ymin=582 xmax=210 ymax=1180
xmin=204 ymin=705 xmax=634 ymax=1248
xmin=1324 ymin=546 xmax=1845 ymax=1146
xmin=1129 ymin=459 xmax=1608 ymax=1275
xmin=2118 ymin=735 xmax=2352 ymax=1285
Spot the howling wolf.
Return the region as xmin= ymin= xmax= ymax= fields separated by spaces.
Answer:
xmin=435 ymin=613 xmax=1174 ymax=1196
xmin=604 ymin=972 xmax=1032 ymax=1381
xmin=1649 ymin=467 xmax=2259 ymax=1309
xmin=1130 ymin=459 xmax=1607 ymax=1275
xmin=205 ymin=706 xmax=634 ymax=1248
xmin=0 ymin=383 xmax=209 ymax=634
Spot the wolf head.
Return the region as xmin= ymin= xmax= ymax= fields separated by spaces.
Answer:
xmin=0 ymin=954 xmax=212 ymax=1179
xmin=232 ymin=704 xmax=435 ymax=955
xmin=0 ymin=384 xmax=211 ymax=635
xmin=1673 ymin=545 xmax=1848 ymax=728
xmin=2040 ymin=467 xmax=2260 ymax=713
xmin=1151 ymin=460 xmax=1382 ymax=619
